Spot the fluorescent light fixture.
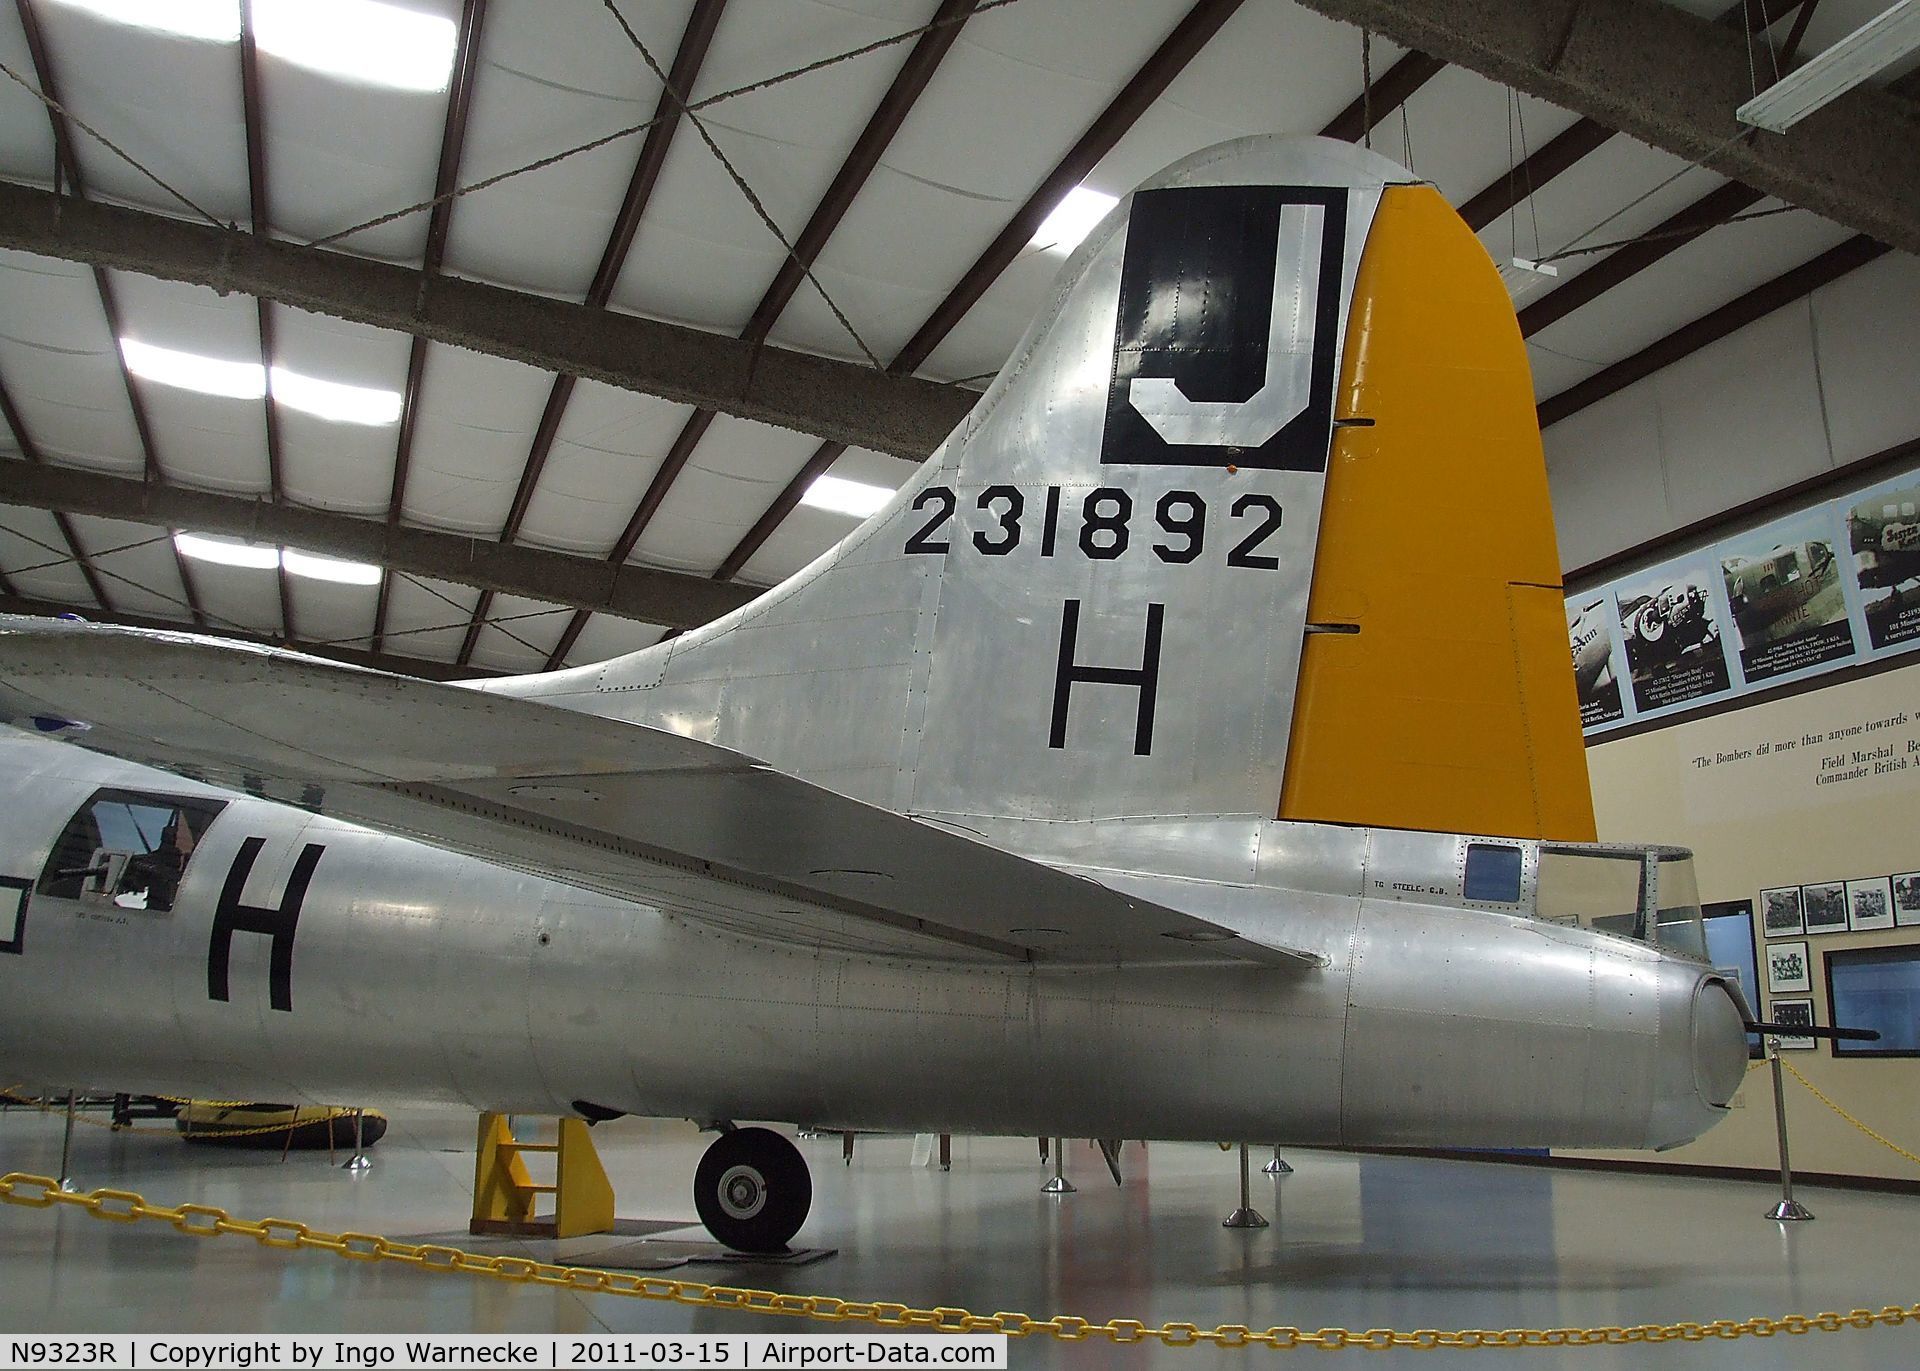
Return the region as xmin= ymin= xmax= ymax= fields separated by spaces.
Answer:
xmin=44 ymin=0 xmax=240 ymax=42
xmin=1497 ymin=256 xmax=1560 ymax=304
xmin=800 ymin=475 xmax=894 ymax=519
xmin=174 ymin=532 xmax=279 ymax=570
xmin=1738 ymin=0 xmax=1920 ymax=132
xmin=1029 ymin=186 xmax=1119 ymax=255
xmin=269 ymin=367 xmax=403 ymax=426
xmin=120 ymin=339 xmax=264 ymax=400
xmin=253 ymin=0 xmax=458 ymax=91
xmin=282 ymin=548 xmax=382 ymax=585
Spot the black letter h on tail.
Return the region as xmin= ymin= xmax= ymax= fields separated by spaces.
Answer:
xmin=208 ymin=838 xmax=324 ymax=1012
xmin=1050 ymin=599 xmax=1165 ymax=756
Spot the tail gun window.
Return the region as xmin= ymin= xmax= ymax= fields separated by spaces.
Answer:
xmin=1463 ymin=843 xmax=1523 ymax=903
xmin=39 ymin=788 xmax=227 ymax=913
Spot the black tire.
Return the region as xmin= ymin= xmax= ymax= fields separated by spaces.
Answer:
xmin=693 ymin=1127 xmax=811 ymax=1253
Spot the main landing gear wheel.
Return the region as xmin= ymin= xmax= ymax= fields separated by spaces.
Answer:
xmin=693 ymin=1127 xmax=811 ymax=1253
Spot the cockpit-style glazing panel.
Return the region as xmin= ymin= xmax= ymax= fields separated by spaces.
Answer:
xmin=38 ymin=787 xmax=226 ymax=913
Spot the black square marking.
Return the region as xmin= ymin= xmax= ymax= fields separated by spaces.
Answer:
xmin=0 ymin=877 xmax=28 ymax=956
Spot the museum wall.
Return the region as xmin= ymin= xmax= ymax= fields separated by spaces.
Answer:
xmin=1565 ymin=661 xmax=1920 ymax=1181
xmin=1540 ymin=250 xmax=1920 ymax=574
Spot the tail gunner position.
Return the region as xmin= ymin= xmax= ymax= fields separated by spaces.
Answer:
xmin=0 ymin=136 xmax=1748 ymax=1253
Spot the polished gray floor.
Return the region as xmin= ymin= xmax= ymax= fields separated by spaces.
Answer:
xmin=2 ymin=1101 xmax=1918 ymax=1367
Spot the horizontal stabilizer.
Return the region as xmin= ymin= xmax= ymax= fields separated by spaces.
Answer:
xmin=0 ymin=618 xmax=1319 ymax=969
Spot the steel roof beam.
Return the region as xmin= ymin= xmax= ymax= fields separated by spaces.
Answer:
xmin=1288 ymin=0 xmax=1920 ymax=255
xmin=0 ymin=462 xmax=756 ymax=630
xmin=0 ymin=179 xmax=979 ymax=461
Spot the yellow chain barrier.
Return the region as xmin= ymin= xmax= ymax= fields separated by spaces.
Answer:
xmin=2 ymin=1172 xmax=1915 ymax=1350
xmin=1780 ymin=1059 xmax=1920 ymax=1169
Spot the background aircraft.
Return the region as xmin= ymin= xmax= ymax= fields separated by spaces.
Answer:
xmin=0 ymin=135 xmax=1748 ymax=1253
xmin=1721 ymin=540 xmax=1844 ymax=649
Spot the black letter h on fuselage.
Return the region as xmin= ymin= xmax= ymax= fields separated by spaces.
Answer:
xmin=208 ymin=837 xmax=324 ymax=1013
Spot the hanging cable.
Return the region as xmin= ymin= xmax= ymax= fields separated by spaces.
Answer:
xmin=599 ymin=0 xmax=885 ymax=370
xmin=1361 ymin=30 xmax=1373 ymax=151
xmin=309 ymin=0 xmax=1026 ymax=250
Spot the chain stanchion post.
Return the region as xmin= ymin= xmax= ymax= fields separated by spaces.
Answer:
xmin=1041 ymin=1137 xmax=1074 ymax=1194
xmin=342 ymin=1108 xmax=371 ymax=1173
xmin=1766 ymin=1036 xmax=1814 ymax=1221
xmin=1224 ymin=1142 xmax=1268 ymax=1228
xmin=1262 ymin=1145 xmax=1292 ymax=1175
xmin=57 ymin=1091 xmax=77 ymax=1192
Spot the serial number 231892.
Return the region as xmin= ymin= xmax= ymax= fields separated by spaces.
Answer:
xmin=901 ymin=484 xmax=1284 ymax=569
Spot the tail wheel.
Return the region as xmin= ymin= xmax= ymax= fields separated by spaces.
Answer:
xmin=693 ymin=1126 xmax=811 ymax=1253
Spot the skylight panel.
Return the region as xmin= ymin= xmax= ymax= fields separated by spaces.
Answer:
xmin=800 ymin=475 xmax=894 ymax=519
xmin=1030 ymin=187 xmax=1119 ymax=255
xmin=252 ymin=0 xmax=458 ymax=91
xmin=174 ymin=532 xmax=278 ymax=569
xmin=120 ymin=340 xmax=264 ymax=400
xmin=282 ymin=549 xmax=382 ymax=585
xmin=45 ymin=0 xmax=241 ymax=42
xmin=270 ymin=368 xmax=403 ymax=426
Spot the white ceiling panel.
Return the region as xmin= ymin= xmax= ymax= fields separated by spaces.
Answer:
xmin=31 ymin=3 xmax=248 ymax=221
xmin=761 ymin=0 xmax=1191 ymax=369
xmin=401 ymin=343 xmax=552 ymax=534
xmin=1391 ymin=70 xmax=1583 ymax=212
xmin=516 ymin=381 xmax=692 ymax=555
xmin=439 ymin=1 xmax=684 ymax=297
xmin=0 ymin=498 xmax=94 ymax=605
xmin=1652 ymin=301 xmax=1833 ymax=527
xmin=608 ymin=0 xmax=936 ymax=334
xmin=183 ymin=553 xmax=282 ymax=639
xmin=0 ymin=249 xmax=141 ymax=471
xmin=1811 ymin=251 xmax=1920 ymax=466
xmin=561 ymin=611 xmax=666 ymax=669
xmin=467 ymin=590 xmax=568 ymax=675
xmin=1474 ymin=136 xmax=1724 ymax=293
xmin=381 ymin=573 xmax=479 ymax=665
xmin=632 ymin=414 xmax=821 ymax=573
xmin=284 ymin=575 xmax=378 ymax=656
xmin=1543 ymin=387 xmax=1672 ymax=571
xmin=0 ymin=6 xmax=56 ymax=184
xmin=255 ymin=0 xmax=466 ymax=262
xmin=107 ymin=271 xmax=268 ymax=490
xmin=734 ymin=445 xmax=907 ymax=586
xmin=1526 ymin=204 xmax=1857 ymax=373
xmin=1525 ymin=340 xmax=1607 ymax=399
xmin=272 ymin=305 xmax=414 ymax=514
xmin=67 ymin=512 xmax=188 ymax=620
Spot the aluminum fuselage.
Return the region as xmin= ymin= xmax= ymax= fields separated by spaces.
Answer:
xmin=0 ymin=730 xmax=1731 ymax=1151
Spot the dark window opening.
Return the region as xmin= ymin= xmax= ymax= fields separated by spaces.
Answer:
xmin=1464 ymin=843 xmax=1524 ymax=904
xmin=1827 ymin=946 xmax=1920 ymax=1057
xmin=39 ymin=788 xmax=227 ymax=914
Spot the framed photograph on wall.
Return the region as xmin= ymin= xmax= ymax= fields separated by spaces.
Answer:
xmin=1767 ymin=940 xmax=1811 ymax=994
xmin=1769 ymin=997 xmax=1817 ymax=1050
xmin=1848 ymin=877 xmax=1896 ymax=932
xmin=1893 ymin=873 xmax=1920 ymax=927
xmin=1761 ymin=886 xmax=1804 ymax=937
xmin=1802 ymin=881 xmax=1849 ymax=935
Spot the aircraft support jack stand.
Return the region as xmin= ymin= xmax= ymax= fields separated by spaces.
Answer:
xmin=1263 ymin=1146 xmax=1293 ymax=1175
xmin=471 ymin=1112 xmax=616 ymax=1239
xmin=1223 ymin=1143 xmax=1268 ymax=1228
xmin=342 ymin=1108 xmax=372 ymax=1173
xmin=57 ymin=1090 xmax=76 ymax=1193
xmin=1764 ymin=1039 xmax=1813 ymax=1221
xmin=1041 ymin=1137 xmax=1075 ymax=1194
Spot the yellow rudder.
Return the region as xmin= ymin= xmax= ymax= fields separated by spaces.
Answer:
xmin=1277 ymin=185 xmax=1596 ymax=842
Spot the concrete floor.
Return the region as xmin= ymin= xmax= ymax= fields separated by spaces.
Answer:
xmin=2 ymin=1102 xmax=1919 ymax=1368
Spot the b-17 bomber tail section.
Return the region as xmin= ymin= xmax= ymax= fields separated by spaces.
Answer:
xmin=482 ymin=135 xmax=1595 ymax=844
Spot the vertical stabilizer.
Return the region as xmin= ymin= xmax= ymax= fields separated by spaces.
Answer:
xmin=496 ymin=136 xmax=1594 ymax=840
